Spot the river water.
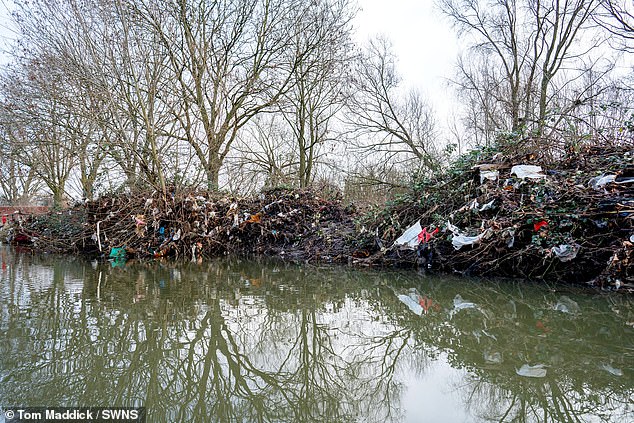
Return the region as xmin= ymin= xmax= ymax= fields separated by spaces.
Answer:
xmin=0 ymin=246 xmax=632 ymax=423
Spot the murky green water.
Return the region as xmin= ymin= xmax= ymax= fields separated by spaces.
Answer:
xmin=0 ymin=246 xmax=632 ymax=423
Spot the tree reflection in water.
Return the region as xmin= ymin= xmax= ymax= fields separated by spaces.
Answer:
xmin=0 ymin=247 xmax=632 ymax=422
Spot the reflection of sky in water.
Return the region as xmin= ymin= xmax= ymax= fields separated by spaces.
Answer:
xmin=401 ymin=355 xmax=471 ymax=423
xmin=0 ymin=247 xmax=632 ymax=423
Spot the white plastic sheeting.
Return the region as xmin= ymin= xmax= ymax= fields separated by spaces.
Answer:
xmin=510 ymin=165 xmax=545 ymax=179
xmin=480 ymin=170 xmax=499 ymax=184
xmin=589 ymin=174 xmax=616 ymax=190
xmin=394 ymin=221 xmax=423 ymax=249
xmin=600 ymin=363 xmax=623 ymax=376
xmin=397 ymin=294 xmax=423 ymax=316
xmin=554 ymin=296 xmax=581 ymax=314
xmin=447 ymin=221 xmax=492 ymax=250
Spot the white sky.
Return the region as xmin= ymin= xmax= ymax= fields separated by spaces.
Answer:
xmin=0 ymin=0 xmax=462 ymax=122
xmin=353 ymin=0 xmax=461 ymax=129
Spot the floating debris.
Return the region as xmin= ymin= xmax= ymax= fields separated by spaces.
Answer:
xmin=516 ymin=364 xmax=547 ymax=378
xmin=554 ymin=296 xmax=581 ymax=315
xmin=599 ymin=363 xmax=623 ymax=377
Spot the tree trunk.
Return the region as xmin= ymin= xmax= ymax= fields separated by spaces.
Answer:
xmin=537 ymin=73 xmax=550 ymax=137
xmin=51 ymin=187 xmax=65 ymax=210
xmin=207 ymin=155 xmax=221 ymax=191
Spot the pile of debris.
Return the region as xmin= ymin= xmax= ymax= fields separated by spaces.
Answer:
xmin=16 ymin=187 xmax=361 ymax=264
xmin=10 ymin=144 xmax=633 ymax=290
xmin=360 ymin=144 xmax=633 ymax=289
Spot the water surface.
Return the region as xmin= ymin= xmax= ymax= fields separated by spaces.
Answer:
xmin=0 ymin=247 xmax=632 ymax=422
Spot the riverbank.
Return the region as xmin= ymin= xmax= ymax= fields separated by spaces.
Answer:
xmin=4 ymin=144 xmax=633 ymax=291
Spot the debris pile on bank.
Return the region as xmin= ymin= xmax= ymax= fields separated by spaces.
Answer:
xmin=16 ymin=187 xmax=360 ymax=263
xmin=10 ymin=143 xmax=633 ymax=290
xmin=360 ymin=144 xmax=633 ymax=289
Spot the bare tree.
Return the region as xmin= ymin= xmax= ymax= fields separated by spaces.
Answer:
xmin=596 ymin=0 xmax=634 ymax=49
xmin=229 ymin=115 xmax=296 ymax=191
xmin=439 ymin=0 xmax=603 ymax=145
xmin=347 ymin=37 xmax=441 ymax=176
xmin=127 ymin=0 xmax=345 ymax=190
xmin=2 ymin=0 xmax=361 ymax=197
xmin=0 ymin=138 xmax=40 ymax=205
xmin=277 ymin=0 xmax=355 ymax=187
xmin=0 ymin=59 xmax=76 ymax=208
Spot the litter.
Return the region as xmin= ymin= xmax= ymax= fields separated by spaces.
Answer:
xmin=451 ymin=230 xmax=492 ymax=250
xmin=552 ymin=243 xmax=580 ymax=262
xmin=394 ymin=221 xmax=422 ymax=249
xmin=615 ymin=176 xmax=634 ymax=184
xmin=418 ymin=227 xmax=439 ymax=243
xmin=484 ymin=350 xmax=503 ymax=364
xmin=511 ymin=165 xmax=546 ymax=179
xmin=394 ymin=221 xmax=438 ymax=249
xmin=503 ymin=228 xmax=516 ymax=248
xmin=554 ymin=296 xmax=580 ymax=314
xmin=589 ymin=174 xmax=616 ymax=190
xmin=109 ymin=247 xmax=126 ymax=260
xmin=516 ymin=364 xmax=547 ymax=378
xmin=134 ymin=214 xmax=146 ymax=237
xmin=447 ymin=221 xmax=492 ymax=250
xmin=478 ymin=200 xmax=496 ymax=211
xmin=452 ymin=294 xmax=477 ymax=314
xmin=452 ymin=234 xmax=484 ymax=249
xmin=599 ymin=363 xmax=623 ymax=376
xmin=480 ymin=170 xmax=499 ymax=184
xmin=473 ymin=329 xmax=497 ymax=342
xmin=533 ymin=220 xmax=548 ymax=231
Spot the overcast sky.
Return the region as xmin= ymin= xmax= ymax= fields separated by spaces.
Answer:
xmin=353 ymin=0 xmax=460 ymax=127
xmin=0 ymin=0 xmax=461 ymax=113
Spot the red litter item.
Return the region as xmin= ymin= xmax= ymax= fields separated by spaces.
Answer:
xmin=417 ymin=227 xmax=439 ymax=243
xmin=533 ymin=220 xmax=548 ymax=231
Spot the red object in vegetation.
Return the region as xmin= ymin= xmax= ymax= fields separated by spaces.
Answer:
xmin=417 ymin=227 xmax=439 ymax=243
xmin=533 ymin=220 xmax=548 ymax=231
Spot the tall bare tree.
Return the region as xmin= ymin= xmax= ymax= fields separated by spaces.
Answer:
xmin=0 ymin=59 xmax=76 ymax=208
xmin=277 ymin=0 xmax=356 ymax=187
xmin=129 ymin=0 xmax=344 ymax=190
xmin=347 ymin=37 xmax=441 ymax=176
xmin=439 ymin=0 xmax=603 ymax=145
xmin=2 ymin=0 xmax=359 ymax=196
xmin=0 ymin=137 xmax=40 ymax=205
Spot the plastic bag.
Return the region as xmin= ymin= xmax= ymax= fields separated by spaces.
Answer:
xmin=599 ymin=363 xmax=623 ymax=376
xmin=589 ymin=174 xmax=616 ymax=190
xmin=479 ymin=200 xmax=496 ymax=211
xmin=552 ymin=244 xmax=580 ymax=262
xmin=511 ymin=165 xmax=545 ymax=179
xmin=394 ymin=222 xmax=438 ymax=249
xmin=554 ymin=295 xmax=580 ymax=314
xmin=109 ymin=247 xmax=126 ymax=259
xmin=480 ymin=170 xmax=499 ymax=184
xmin=394 ymin=221 xmax=422 ymax=249
xmin=453 ymin=294 xmax=476 ymax=310
xmin=451 ymin=231 xmax=491 ymax=250
xmin=447 ymin=221 xmax=492 ymax=250
xmin=484 ymin=351 xmax=503 ymax=364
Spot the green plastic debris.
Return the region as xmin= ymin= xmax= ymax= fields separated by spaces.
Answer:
xmin=109 ymin=247 xmax=127 ymax=260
